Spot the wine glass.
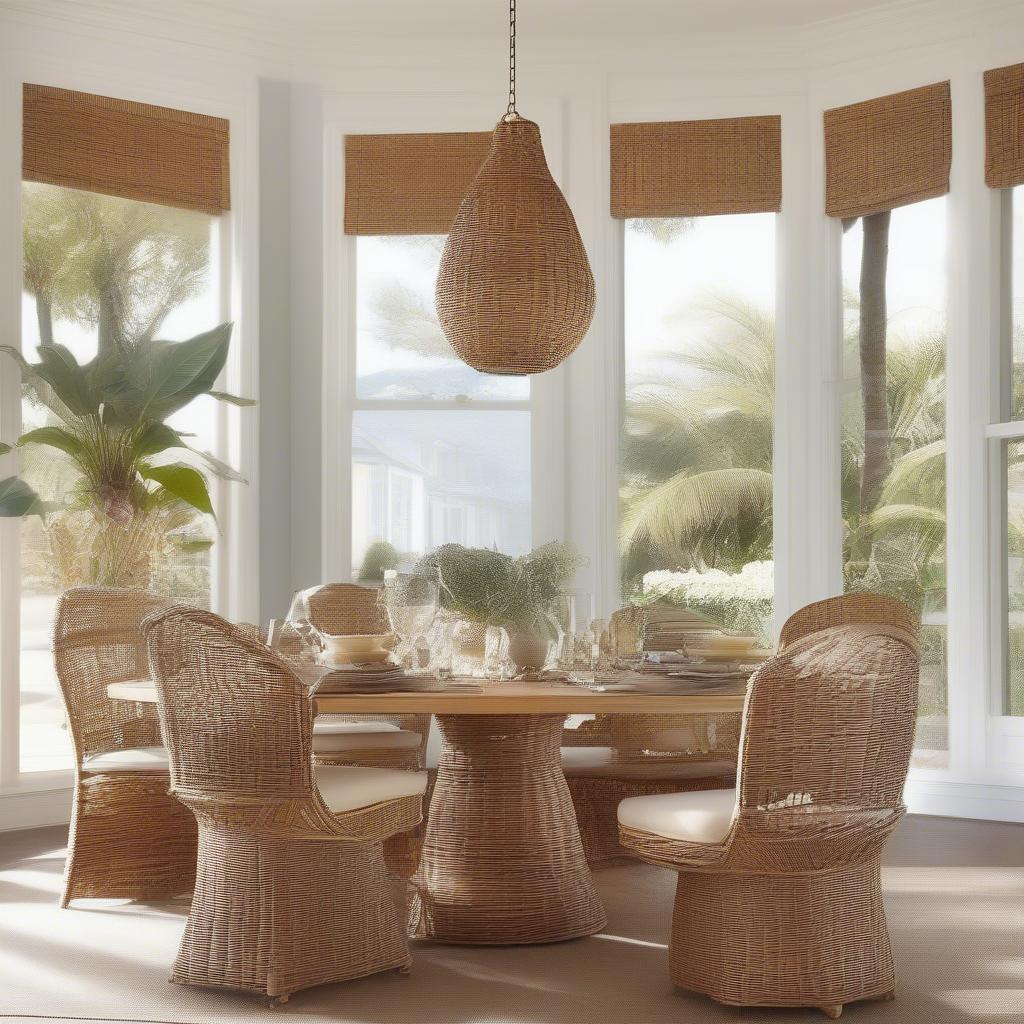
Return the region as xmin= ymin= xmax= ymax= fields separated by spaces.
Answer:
xmin=380 ymin=573 xmax=439 ymax=671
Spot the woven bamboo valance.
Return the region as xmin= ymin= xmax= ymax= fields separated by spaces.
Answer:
xmin=609 ymin=116 xmax=782 ymax=219
xmin=344 ymin=131 xmax=492 ymax=235
xmin=985 ymin=62 xmax=1024 ymax=189
xmin=823 ymin=81 xmax=950 ymax=219
xmin=23 ymin=84 xmax=230 ymax=215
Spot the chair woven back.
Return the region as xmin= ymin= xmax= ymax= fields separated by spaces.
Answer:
xmin=778 ymin=592 xmax=917 ymax=650
xmin=54 ymin=587 xmax=167 ymax=762
xmin=733 ymin=606 xmax=919 ymax=865
xmin=145 ymin=605 xmax=314 ymax=801
xmin=298 ymin=583 xmax=388 ymax=635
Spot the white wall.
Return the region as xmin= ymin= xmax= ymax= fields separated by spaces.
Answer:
xmin=2 ymin=0 xmax=1024 ymax=826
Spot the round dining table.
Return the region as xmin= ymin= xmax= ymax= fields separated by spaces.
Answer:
xmin=108 ymin=677 xmax=746 ymax=946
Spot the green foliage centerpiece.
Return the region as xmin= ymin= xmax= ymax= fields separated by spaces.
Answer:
xmin=414 ymin=541 xmax=584 ymax=671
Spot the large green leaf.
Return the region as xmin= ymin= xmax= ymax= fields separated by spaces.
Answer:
xmin=208 ymin=390 xmax=256 ymax=407
xmin=0 ymin=476 xmax=43 ymax=517
xmin=621 ymin=467 xmax=773 ymax=567
xmin=138 ymin=323 xmax=234 ymax=421
xmin=17 ymin=425 xmax=85 ymax=459
xmin=140 ymin=462 xmax=214 ymax=516
xmin=0 ymin=442 xmax=11 ymax=455
xmin=33 ymin=344 xmax=98 ymax=416
xmin=131 ymin=422 xmax=187 ymax=459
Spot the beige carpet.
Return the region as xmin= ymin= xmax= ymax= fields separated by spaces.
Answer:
xmin=0 ymin=815 xmax=1022 ymax=1024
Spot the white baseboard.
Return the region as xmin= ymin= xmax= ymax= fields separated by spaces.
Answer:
xmin=0 ymin=785 xmax=72 ymax=832
xmin=905 ymin=778 xmax=1024 ymax=823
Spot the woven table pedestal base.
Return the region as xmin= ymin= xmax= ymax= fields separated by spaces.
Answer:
xmin=174 ymin=826 xmax=410 ymax=1002
xmin=670 ymin=857 xmax=895 ymax=1015
xmin=411 ymin=714 xmax=607 ymax=944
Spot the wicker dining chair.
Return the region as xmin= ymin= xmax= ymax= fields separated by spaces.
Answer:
xmin=289 ymin=583 xmax=431 ymax=771
xmin=778 ymin=591 xmax=918 ymax=650
xmin=618 ymin=597 xmax=920 ymax=1018
xmin=53 ymin=586 xmax=197 ymax=907
xmin=562 ymin=602 xmax=741 ymax=864
xmin=144 ymin=605 xmax=427 ymax=1004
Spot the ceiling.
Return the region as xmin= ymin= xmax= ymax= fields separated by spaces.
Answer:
xmin=79 ymin=0 xmax=910 ymax=41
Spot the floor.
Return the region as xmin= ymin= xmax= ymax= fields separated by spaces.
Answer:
xmin=0 ymin=815 xmax=1021 ymax=1024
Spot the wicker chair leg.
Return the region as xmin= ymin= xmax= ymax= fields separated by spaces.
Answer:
xmin=669 ymin=858 xmax=894 ymax=1012
xmin=411 ymin=714 xmax=606 ymax=944
xmin=62 ymin=774 xmax=197 ymax=906
xmin=173 ymin=824 xmax=409 ymax=1001
xmin=820 ymin=1006 xmax=843 ymax=1019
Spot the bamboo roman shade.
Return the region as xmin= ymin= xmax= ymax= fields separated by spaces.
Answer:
xmin=609 ymin=116 xmax=782 ymax=219
xmin=23 ymin=84 xmax=230 ymax=215
xmin=823 ymin=81 xmax=951 ymax=219
xmin=344 ymin=131 xmax=492 ymax=235
xmin=984 ymin=62 xmax=1024 ymax=189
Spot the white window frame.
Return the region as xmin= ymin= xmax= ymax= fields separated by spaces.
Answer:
xmin=0 ymin=53 xmax=259 ymax=823
xmin=606 ymin=90 xmax=815 ymax=636
xmin=320 ymin=93 xmax=567 ymax=584
xmin=810 ymin=46 xmax=1024 ymax=818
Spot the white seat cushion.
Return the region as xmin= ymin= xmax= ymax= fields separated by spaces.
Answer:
xmin=313 ymin=719 xmax=401 ymax=734
xmin=82 ymin=746 xmax=169 ymax=773
xmin=617 ymin=788 xmax=737 ymax=844
xmin=561 ymin=746 xmax=735 ymax=782
xmin=314 ymin=764 xmax=427 ymax=814
xmin=313 ymin=727 xmax=421 ymax=753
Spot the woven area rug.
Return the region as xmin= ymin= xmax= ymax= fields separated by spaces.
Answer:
xmin=1 ymin=816 xmax=1022 ymax=1024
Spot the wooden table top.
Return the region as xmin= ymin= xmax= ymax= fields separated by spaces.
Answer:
xmin=107 ymin=678 xmax=747 ymax=716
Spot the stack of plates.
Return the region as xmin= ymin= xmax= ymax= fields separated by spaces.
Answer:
xmin=314 ymin=662 xmax=404 ymax=692
xmin=313 ymin=666 xmax=483 ymax=694
xmin=582 ymin=669 xmax=748 ymax=695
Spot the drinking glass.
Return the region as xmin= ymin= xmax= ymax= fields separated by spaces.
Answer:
xmin=380 ymin=573 xmax=439 ymax=671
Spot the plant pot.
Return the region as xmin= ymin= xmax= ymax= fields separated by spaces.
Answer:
xmin=508 ymin=631 xmax=548 ymax=673
xmin=453 ymin=620 xmax=488 ymax=660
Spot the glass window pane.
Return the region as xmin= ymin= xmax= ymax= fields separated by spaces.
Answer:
xmin=18 ymin=183 xmax=220 ymax=772
xmin=1011 ymin=186 xmax=1024 ymax=418
xmin=620 ymin=214 xmax=775 ymax=639
xmin=355 ymin=236 xmax=529 ymax=401
xmin=351 ymin=409 xmax=531 ymax=579
xmin=1004 ymin=439 xmax=1024 ymax=717
xmin=840 ymin=199 xmax=947 ymax=768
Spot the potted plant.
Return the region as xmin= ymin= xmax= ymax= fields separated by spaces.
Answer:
xmin=0 ymin=324 xmax=253 ymax=589
xmin=414 ymin=541 xmax=584 ymax=672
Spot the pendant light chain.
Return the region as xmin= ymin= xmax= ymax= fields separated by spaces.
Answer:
xmin=505 ymin=0 xmax=518 ymax=120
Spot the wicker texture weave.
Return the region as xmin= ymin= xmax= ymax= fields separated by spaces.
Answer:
xmin=984 ymin=62 xmax=1024 ymax=189
xmin=610 ymin=116 xmax=782 ymax=218
xmin=295 ymin=583 xmax=430 ymax=768
xmin=411 ymin=714 xmax=606 ymax=944
xmin=620 ymin=596 xmax=920 ymax=1017
xmin=564 ymin=604 xmax=741 ymax=864
xmin=54 ymin=587 xmax=197 ymax=906
xmin=824 ymin=81 xmax=951 ymax=218
xmin=23 ymin=84 xmax=229 ymax=214
xmin=778 ymin=591 xmax=917 ymax=650
xmin=144 ymin=605 xmax=423 ymax=1003
xmin=436 ymin=116 xmax=595 ymax=376
xmin=344 ymin=131 xmax=491 ymax=235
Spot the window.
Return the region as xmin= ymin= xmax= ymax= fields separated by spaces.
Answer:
xmin=16 ymin=183 xmax=227 ymax=773
xmin=620 ymin=214 xmax=775 ymax=638
xmin=350 ymin=235 xmax=531 ymax=579
xmin=840 ymin=199 xmax=948 ymax=767
xmin=1000 ymin=185 xmax=1024 ymax=717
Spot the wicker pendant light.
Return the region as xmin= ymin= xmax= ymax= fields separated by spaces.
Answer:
xmin=435 ymin=1 xmax=595 ymax=376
